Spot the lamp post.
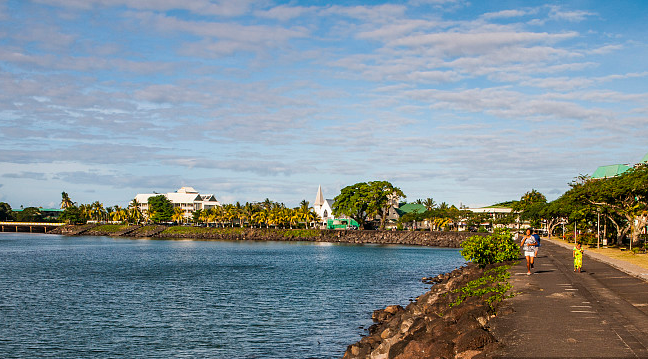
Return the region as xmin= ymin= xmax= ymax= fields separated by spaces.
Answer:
xmin=597 ymin=209 xmax=600 ymax=249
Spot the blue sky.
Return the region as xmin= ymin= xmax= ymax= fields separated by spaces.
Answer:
xmin=1 ymin=0 xmax=647 ymax=209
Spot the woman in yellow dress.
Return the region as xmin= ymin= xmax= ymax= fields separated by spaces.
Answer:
xmin=573 ymin=242 xmax=583 ymax=273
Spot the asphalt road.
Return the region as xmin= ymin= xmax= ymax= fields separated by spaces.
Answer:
xmin=490 ymin=239 xmax=648 ymax=358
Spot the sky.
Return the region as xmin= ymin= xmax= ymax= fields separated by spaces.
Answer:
xmin=1 ymin=0 xmax=648 ymax=210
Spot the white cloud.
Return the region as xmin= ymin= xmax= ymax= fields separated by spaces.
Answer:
xmin=481 ymin=9 xmax=530 ymax=20
xmin=548 ymin=5 xmax=596 ymax=22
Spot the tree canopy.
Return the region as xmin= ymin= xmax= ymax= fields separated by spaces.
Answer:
xmin=15 ymin=207 xmax=43 ymax=222
xmin=0 ymin=202 xmax=14 ymax=221
xmin=148 ymin=195 xmax=174 ymax=223
xmin=333 ymin=181 xmax=405 ymax=229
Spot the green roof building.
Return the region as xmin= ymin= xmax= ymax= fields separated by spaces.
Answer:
xmin=591 ymin=164 xmax=632 ymax=179
xmin=395 ymin=203 xmax=427 ymax=216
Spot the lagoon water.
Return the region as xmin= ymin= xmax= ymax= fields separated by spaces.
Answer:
xmin=0 ymin=233 xmax=465 ymax=358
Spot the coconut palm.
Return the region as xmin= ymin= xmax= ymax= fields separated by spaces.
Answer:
xmin=60 ymin=192 xmax=74 ymax=209
xmin=423 ymin=198 xmax=437 ymax=211
xmin=199 ymin=209 xmax=210 ymax=225
xmin=252 ymin=209 xmax=268 ymax=228
xmin=128 ymin=199 xmax=143 ymax=224
xmin=172 ymin=207 xmax=185 ymax=224
xmin=90 ymin=201 xmax=105 ymax=222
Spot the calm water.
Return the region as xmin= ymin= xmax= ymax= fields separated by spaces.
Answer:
xmin=0 ymin=233 xmax=465 ymax=358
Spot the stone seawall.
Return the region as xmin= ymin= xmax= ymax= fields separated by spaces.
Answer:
xmin=49 ymin=225 xmax=486 ymax=248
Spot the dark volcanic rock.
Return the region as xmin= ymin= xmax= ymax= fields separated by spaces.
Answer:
xmin=343 ymin=263 xmax=509 ymax=359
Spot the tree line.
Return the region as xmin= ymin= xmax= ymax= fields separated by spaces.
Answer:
xmin=56 ymin=192 xmax=321 ymax=229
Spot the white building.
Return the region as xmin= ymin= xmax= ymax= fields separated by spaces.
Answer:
xmin=134 ymin=186 xmax=220 ymax=219
xmin=313 ymin=185 xmax=335 ymax=225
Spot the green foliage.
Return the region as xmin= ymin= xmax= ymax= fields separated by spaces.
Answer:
xmin=461 ymin=228 xmax=519 ymax=268
xmin=449 ymin=265 xmax=513 ymax=309
xmin=563 ymin=165 xmax=648 ymax=245
xmin=162 ymin=226 xmax=245 ymax=235
xmin=333 ymin=181 xmax=405 ymax=229
xmin=94 ymin=224 xmax=128 ymax=233
xmin=59 ymin=206 xmax=86 ymax=224
xmin=15 ymin=207 xmax=43 ymax=222
xmin=577 ymin=232 xmax=597 ymax=245
xmin=0 ymin=202 xmax=14 ymax=221
xmin=148 ymin=195 xmax=174 ymax=223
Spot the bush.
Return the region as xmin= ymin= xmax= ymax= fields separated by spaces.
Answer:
xmin=461 ymin=228 xmax=519 ymax=268
xmin=577 ymin=232 xmax=597 ymax=245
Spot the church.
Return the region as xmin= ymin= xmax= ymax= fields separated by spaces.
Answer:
xmin=312 ymin=185 xmax=335 ymax=226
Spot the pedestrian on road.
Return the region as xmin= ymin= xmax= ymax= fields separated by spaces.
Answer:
xmin=521 ymin=228 xmax=537 ymax=275
xmin=532 ymin=229 xmax=541 ymax=258
xmin=573 ymin=242 xmax=584 ymax=273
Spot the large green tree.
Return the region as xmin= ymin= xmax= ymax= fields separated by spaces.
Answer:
xmin=564 ymin=165 xmax=648 ymax=246
xmin=148 ymin=195 xmax=174 ymax=223
xmin=513 ymin=189 xmax=547 ymax=228
xmin=333 ymin=181 xmax=405 ymax=229
xmin=367 ymin=181 xmax=405 ymax=230
xmin=59 ymin=206 xmax=85 ymax=224
xmin=333 ymin=182 xmax=372 ymax=228
xmin=16 ymin=207 xmax=43 ymax=222
xmin=0 ymin=202 xmax=14 ymax=221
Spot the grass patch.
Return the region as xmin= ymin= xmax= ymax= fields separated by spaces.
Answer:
xmin=584 ymin=246 xmax=648 ymax=270
xmin=94 ymin=224 xmax=128 ymax=233
xmin=162 ymin=226 xmax=245 ymax=235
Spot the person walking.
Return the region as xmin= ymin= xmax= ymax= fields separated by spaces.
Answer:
xmin=573 ymin=242 xmax=584 ymax=273
xmin=532 ymin=229 xmax=541 ymax=258
xmin=521 ymin=228 xmax=537 ymax=275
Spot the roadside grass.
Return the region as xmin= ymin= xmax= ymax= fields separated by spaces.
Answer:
xmin=584 ymin=247 xmax=648 ymax=271
xmin=550 ymin=236 xmax=648 ymax=271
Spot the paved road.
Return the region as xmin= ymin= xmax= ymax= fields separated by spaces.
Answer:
xmin=490 ymin=239 xmax=648 ymax=358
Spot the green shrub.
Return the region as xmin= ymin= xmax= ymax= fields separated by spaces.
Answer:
xmin=450 ymin=265 xmax=513 ymax=309
xmin=577 ymin=232 xmax=597 ymax=245
xmin=461 ymin=228 xmax=519 ymax=268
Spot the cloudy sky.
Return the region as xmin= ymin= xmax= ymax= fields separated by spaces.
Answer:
xmin=1 ymin=0 xmax=647 ymax=209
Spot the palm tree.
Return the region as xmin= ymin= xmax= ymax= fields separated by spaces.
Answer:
xmin=90 ymin=201 xmax=105 ymax=222
xmin=60 ymin=192 xmax=74 ymax=209
xmin=252 ymin=209 xmax=268 ymax=228
xmin=262 ymin=198 xmax=273 ymax=211
xmin=296 ymin=200 xmax=313 ymax=228
xmin=128 ymin=199 xmax=143 ymax=224
xmin=199 ymin=209 xmax=210 ymax=225
xmin=172 ymin=207 xmax=184 ymax=224
xmin=423 ymin=198 xmax=437 ymax=211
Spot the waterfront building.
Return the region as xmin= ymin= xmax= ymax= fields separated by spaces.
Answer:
xmin=134 ymin=187 xmax=220 ymax=219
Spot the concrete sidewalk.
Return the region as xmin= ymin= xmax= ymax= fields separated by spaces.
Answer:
xmin=490 ymin=240 xmax=648 ymax=358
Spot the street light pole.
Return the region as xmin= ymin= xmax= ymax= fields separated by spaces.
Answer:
xmin=597 ymin=210 xmax=600 ymax=249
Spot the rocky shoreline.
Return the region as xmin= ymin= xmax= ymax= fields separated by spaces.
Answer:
xmin=344 ymin=263 xmax=511 ymax=359
xmin=49 ymin=224 xmax=486 ymax=247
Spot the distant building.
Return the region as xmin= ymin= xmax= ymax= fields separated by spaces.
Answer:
xmin=313 ymin=185 xmax=335 ymax=226
xmin=134 ymin=187 xmax=220 ymax=219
